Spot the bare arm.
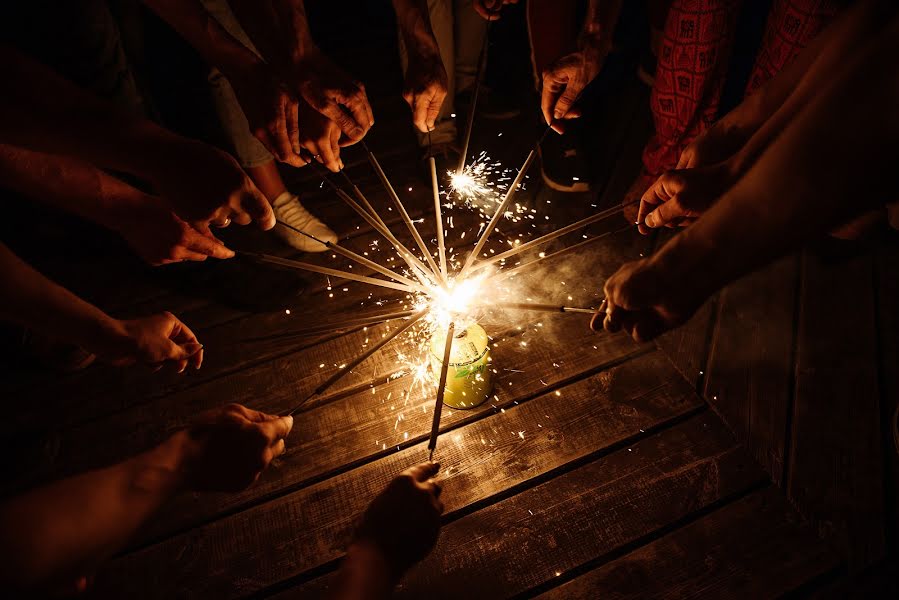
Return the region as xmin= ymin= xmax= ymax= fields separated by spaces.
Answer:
xmin=0 ymin=144 xmax=233 ymax=264
xmin=0 ymin=405 xmax=292 ymax=593
xmin=0 ymin=242 xmax=204 ymax=368
xmin=0 ymin=47 xmax=273 ymax=230
xmin=391 ymin=0 xmax=448 ymax=132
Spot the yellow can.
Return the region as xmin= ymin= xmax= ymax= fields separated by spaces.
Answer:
xmin=429 ymin=323 xmax=493 ymax=409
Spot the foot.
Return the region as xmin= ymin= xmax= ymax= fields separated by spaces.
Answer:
xmin=272 ymin=192 xmax=337 ymax=252
xmin=621 ymin=170 xmax=658 ymax=225
xmin=538 ymin=125 xmax=592 ymax=193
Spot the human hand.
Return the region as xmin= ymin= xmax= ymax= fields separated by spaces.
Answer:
xmin=676 ymin=124 xmax=749 ymax=170
xmin=111 ymin=197 xmax=235 ymax=265
xmin=296 ymin=97 xmax=344 ymax=172
xmin=178 ymin=404 xmax=293 ymax=492
xmin=590 ymin=258 xmax=701 ymax=342
xmin=93 ymin=312 xmax=203 ymax=372
xmin=227 ymin=63 xmax=306 ymax=168
xmin=473 ymin=0 xmax=518 ymax=20
xmin=541 ymin=43 xmax=606 ymax=133
xmin=637 ymin=164 xmax=734 ymax=234
xmin=403 ymin=45 xmax=448 ymax=133
xmin=294 ymin=52 xmax=373 ymax=144
xmin=148 ymin=139 xmax=274 ymax=232
xmin=354 ymin=462 xmax=444 ymax=577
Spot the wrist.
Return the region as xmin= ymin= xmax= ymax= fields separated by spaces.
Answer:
xmin=81 ymin=316 xmax=134 ymax=359
xmin=134 ymin=430 xmax=195 ymax=495
xmin=347 ymin=539 xmax=402 ymax=587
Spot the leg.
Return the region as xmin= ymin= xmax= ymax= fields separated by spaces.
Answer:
xmin=745 ymin=0 xmax=840 ymax=95
xmin=642 ymin=0 xmax=743 ymax=177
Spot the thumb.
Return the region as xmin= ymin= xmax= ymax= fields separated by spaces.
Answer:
xmin=554 ymin=86 xmax=579 ymax=120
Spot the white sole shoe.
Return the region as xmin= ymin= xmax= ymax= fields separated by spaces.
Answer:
xmin=272 ymin=192 xmax=338 ymax=253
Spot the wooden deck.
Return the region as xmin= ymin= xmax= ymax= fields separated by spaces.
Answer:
xmin=2 ymin=5 xmax=896 ymax=598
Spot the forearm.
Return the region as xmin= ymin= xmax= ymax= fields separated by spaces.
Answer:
xmin=0 ymin=432 xmax=189 ymax=590
xmin=719 ymin=0 xmax=891 ymax=173
xmin=140 ymin=0 xmax=263 ymax=79
xmin=0 ymin=145 xmax=155 ymax=232
xmin=331 ymin=542 xmax=397 ymax=600
xmin=580 ymin=0 xmax=621 ymax=53
xmin=0 ymin=47 xmax=193 ymax=183
xmin=0 ymin=243 xmax=126 ymax=352
xmin=263 ymin=0 xmax=319 ymax=68
xmin=653 ymin=27 xmax=899 ymax=293
xmin=392 ymin=0 xmax=438 ymax=49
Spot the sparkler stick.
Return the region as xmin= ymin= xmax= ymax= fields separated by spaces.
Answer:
xmin=488 ymin=222 xmax=635 ymax=284
xmin=364 ymin=144 xmax=444 ymax=285
xmin=239 ymin=251 xmax=416 ymax=294
xmin=458 ymin=146 xmax=539 ymax=277
xmin=428 ymin=321 xmax=455 ymax=461
xmin=457 ymin=19 xmax=491 ymax=174
xmin=240 ymin=309 xmax=417 ymax=344
xmin=467 ymin=199 xmax=639 ymax=273
xmin=287 ymin=310 xmax=427 ymax=416
xmin=430 ymin=157 xmax=448 ymax=279
xmin=275 ymin=219 xmax=426 ymax=292
xmin=304 ymin=157 xmax=437 ymax=286
xmin=489 ymin=302 xmax=597 ymax=315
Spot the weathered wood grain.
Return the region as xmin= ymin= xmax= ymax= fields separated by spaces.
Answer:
xmin=281 ymin=413 xmax=767 ymax=600
xmin=533 ymin=486 xmax=839 ymax=600
xmin=704 ymin=254 xmax=800 ymax=483
xmin=91 ymin=350 xmax=701 ymax=598
xmin=788 ymin=248 xmax=885 ymax=570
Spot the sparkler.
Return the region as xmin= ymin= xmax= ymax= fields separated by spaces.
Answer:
xmin=240 ymin=309 xmax=417 ymax=344
xmin=467 ymin=200 xmax=639 ymax=274
xmin=275 ymin=220 xmax=426 ymax=292
xmin=239 ymin=252 xmax=417 ymax=294
xmin=489 ymin=302 xmax=599 ymax=315
xmin=427 ymin=321 xmax=455 ymax=461
xmin=430 ymin=156 xmax=448 ymax=279
xmin=364 ymin=142 xmax=445 ymax=286
xmin=303 ymin=157 xmax=438 ymax=286
xmin=286 ymin=310 xmax=428 ymax=416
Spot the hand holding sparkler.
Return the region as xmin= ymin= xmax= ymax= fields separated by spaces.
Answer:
xmin=340 ymin=462 xmax=443 ymax=592
xmin=595 ymin=257 xmax=705 ymax=342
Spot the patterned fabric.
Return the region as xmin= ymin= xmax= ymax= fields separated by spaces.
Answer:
xmin=642 ymin=0 xmax=839 ymax=176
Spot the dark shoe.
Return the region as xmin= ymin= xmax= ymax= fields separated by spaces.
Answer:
xmin=538 ymin=126 xmax=592 ymax=193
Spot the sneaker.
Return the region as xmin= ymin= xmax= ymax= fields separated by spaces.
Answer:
xmin=538 ymin=125 xmax=591 ymax=193
xmin=272 ymin=192 xmax=338 ymax=252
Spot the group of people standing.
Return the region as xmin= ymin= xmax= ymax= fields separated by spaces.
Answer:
xmin=0 ymin=0 xmax=896 ymax=597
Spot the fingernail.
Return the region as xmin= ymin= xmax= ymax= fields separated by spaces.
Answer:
xmin=645 ymin=213 xmax=654 ymax=227
xmin=554 ymin=110 xmax=562 ymax=119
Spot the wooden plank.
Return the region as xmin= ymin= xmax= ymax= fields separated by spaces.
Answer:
xmin=704 ymin=254 xmax=800 ymax=483
xmin=534 ymin=486 xmax=839 ymax=600
xmin=788 ymin=248 xmax=885 ymax=570
xmin=91 ymin=350 xmax=703 ymax=598
xmin=279 ymin=412 xmax=768 ymax=600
